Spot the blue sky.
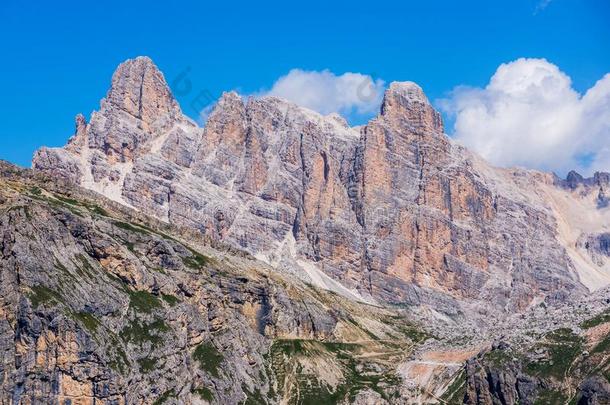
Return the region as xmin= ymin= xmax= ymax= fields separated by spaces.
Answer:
xmin=1 ymin=0 xmax=609 ymax=170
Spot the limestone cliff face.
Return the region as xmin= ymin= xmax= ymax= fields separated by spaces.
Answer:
xmin=0 ymin=164 xmax=425 ymax=404
xmin=33 ymin=57 xmax=610 ymax=317
xmin=2 ymin=161 xmax=607 ymax=403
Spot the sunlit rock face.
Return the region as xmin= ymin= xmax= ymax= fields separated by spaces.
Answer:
xmin=34 ymin=56 xmax=610 ymax=316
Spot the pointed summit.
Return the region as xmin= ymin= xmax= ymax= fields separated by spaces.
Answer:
xmin=106 ymin=56 xmax=180 ymax=125
xmin=385 ymin=81 xmax=429 ymax=103
xmin=65 ymin=113 xmax=88 ymax=153
xmin=380 ymin=81 xmax=443 ymax=133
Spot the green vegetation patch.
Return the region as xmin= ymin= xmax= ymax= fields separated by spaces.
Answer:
xmin=182 ymin=248 xmax=210 ymax=269
xmin=49 ymin=193 xmax=110 ymax=217
xmin=74 ymin=254 xmax=97 ymax=278
xmin=54 ymin=260 xmax=69 ymax=273
xmin=153 ymin=389 xmax=176 ymax=405
xmin=109 ymin=217 xmax=213 ymax=272
xmin=27 ymin=285 xmax=63 ymax=308
xmin=269 ymin=339 xmax=400 ymax=404
xmin=382 ymin=315 xmax=431 ymax=343
xmin=138 ymin=357 xmax=159 ymax=373
xmin=395 ymin=323 xmax=430 ymax=343
xmin=32 ymin=194 xmax=85 ymax=217
xmin=242 ymin=385 xmax=266 ymax=405
xmin=581 ymin=310 xmax=610 ymax=329
xmin=73 ymin=311 xmax=101 ymax=333
xmin=124 ymin=240 xmax=136 ymax=253
xmin=193 ymin=342 xmax=224 ymax=377
xmin=109 ymin=342 xmax=130 ymax=375
xmin=273 ymin=339 xmax=308 ymax=356
xmin=161 ymin=293 xmax=180 ymax=306
xmin=483 ymin=348 xmax=519 ymax=369
xmin=88 ymin=204 xmax=109 ymax=216
xmin=534 ymin=388 xmax=567 ymax=405
xmin=55 ymin=195 xmax=81 ymax=206
xmin=29 ymin=186 xmax=42 ymax=195
xmin=193 ymin=387 xmax=214 ymax=402
xmin=113 ymin=220 xmax=150 ymax=235
xmin=120 ymin=318 xmax=169 ymax=348
xmin=592 ymin=334 xmax=610 ymax=355
xmin=128 ymin=290 xmax=162 ymax=314
xmin=344 ymin=316 xmax=379 ymax=341
xmin=525 ymin=328 xmax=584 ymax=380
xmin=441 ymin=369 xmax=467 ymax=403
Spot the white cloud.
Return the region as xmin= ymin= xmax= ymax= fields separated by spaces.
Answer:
xmin=261 ymin=69 xmax=385 ymax=117
xmin=439 ymin=58 xmax=610 ymax=176
xmin=534 ymin=0 xmax=553 ymax=14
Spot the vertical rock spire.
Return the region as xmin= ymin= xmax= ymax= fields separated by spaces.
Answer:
xmin=65 ymin=113 xmax=88 ymax=153
xmin=106 ymin=56 xmax=181 ymax=126
xmin=380 ymin=81 xmax=444 ymax=133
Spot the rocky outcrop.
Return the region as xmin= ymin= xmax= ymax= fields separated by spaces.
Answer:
xmin=463 ymin=356 xmax=539 ymax=405
xmin=462 ymin=351 xmax=610 ymax=405
xmin=578 ymin=233 xmax=610 ymax=267
xmin=556 ymin=170 xmax=610 ymax=208
xmin=457 ymin=302 xmax=610 ymax=405
xmin=578 ymin=376 xmax=610 ymax=405
xmin=33 ymin=56 xmax=610 ymax=321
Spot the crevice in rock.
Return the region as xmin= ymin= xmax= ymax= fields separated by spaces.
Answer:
xmin=137 ymin=65 xmax=148 ymax=121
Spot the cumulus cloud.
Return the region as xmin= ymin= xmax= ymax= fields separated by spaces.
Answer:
xmin=439 ymin=58 xmax=610 ymax=176
xmin=261 ymin=69 xmax=385 ymax=117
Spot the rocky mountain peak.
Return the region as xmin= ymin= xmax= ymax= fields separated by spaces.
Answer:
xmin=75 ymin=112 xmax=87 ymax=129
xmin=218 ymin=90 xmax=242 ymax=104
xmin=210 ymin=91 xmax=245 ymax=119
xmin=325 ymin=112 xmax=350 ymax=128
xmin=558 ymin=170 xmax=610 ymax=189
xmin=565 ymin=170 xmax=585 ymax=189
xmin=558 ymin=170 xmax=610 ymax=208
xmin=105 ymin=56 xmax=180 ymax=126
xmin=380 ymin=81 xmax=444 ymax=133
xmin=198 ymin=91 xmax=247 ymax=162
xmin=594 ymin=171 xmax=610 ymax=185
xmin=386 ymin=81 xmax=429 ymax=103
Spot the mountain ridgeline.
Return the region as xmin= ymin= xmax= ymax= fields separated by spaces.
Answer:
xmin=0 ymin=56 xmax=608 ymax=404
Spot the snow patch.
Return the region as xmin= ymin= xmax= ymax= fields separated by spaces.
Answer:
xmin=77 ymin=144 xmax=134 ymax=208
xmin=540 ymin=183 xmax=610 ymax=290
xmin=274 ymin=232 xmax=375 ymax=304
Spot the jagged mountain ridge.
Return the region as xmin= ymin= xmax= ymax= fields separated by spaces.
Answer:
xmin=4 ymin=55 xmax=610 ymax=404
xmin=33 ymin=56 xmax=610 ymax=318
